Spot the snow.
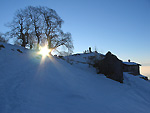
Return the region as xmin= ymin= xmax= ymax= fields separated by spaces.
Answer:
xmin=0 ymin=42 xmax=150 ymax=113
xmin=123 ymin=62 xmax=141 ymax=66
xmin=63 ymin=52 xmax=104 ymax=65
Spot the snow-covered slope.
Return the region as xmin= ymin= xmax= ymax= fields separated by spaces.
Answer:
xmin=0 ymin=42 xmax=150 ymax=113
xmin=63 ymin=52 xmax=104 ymax=64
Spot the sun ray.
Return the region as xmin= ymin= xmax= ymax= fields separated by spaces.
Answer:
xmin=39 ymin=46 xmax=50 ymax=57
xmin=36 ymin=45 xmax=52 ymax=64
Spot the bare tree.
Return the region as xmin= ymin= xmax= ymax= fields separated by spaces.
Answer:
xmin=7 ymin=9 xmax=30 ymax=47
xmin=54 ymin=32 xmax=73 ymax=52
xmin=39 ymin=6 xmax=73 ymax=53
xmin=7 ymin=6 xmax=74 ymax=54
xmin=40 ymin=7 xmax=63 ymax=49
xmin=26 ymin=6 xmax=43 ymax=49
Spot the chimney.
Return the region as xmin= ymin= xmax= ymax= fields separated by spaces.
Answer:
xmin=89 ymin=47 xmax=92 ymax=53
xmin=128 ymin=59 xmax=130 ymax=62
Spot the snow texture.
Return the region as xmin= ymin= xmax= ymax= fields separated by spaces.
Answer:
xmin=0 ymin=42 xmax=150 ymax=113
xmin=123 ymin=62 xmax=140 ymax=66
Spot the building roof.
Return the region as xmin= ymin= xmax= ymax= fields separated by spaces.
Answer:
xmin=123 ymin=62 xmax=141 ymax=66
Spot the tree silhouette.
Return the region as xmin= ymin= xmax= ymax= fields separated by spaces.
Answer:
xmin=7 ymin=6 xmax=73 ymax=53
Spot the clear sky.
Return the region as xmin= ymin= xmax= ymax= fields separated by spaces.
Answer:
xmin=0 ymin=0 xmax=150 ymax=67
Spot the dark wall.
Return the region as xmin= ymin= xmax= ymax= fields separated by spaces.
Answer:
xmin=94 ymin=51 xmax=123 ymax=83
xmin=123 ymin=65 xmax=140 ymax=75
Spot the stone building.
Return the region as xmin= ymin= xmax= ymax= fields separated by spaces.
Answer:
xmin=123 ymin=60 xmax=141 ymax=75
xmin=94 ymin=51 xmax=123 ymax=83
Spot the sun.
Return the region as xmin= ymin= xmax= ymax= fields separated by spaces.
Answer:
xmin=39 ymin=45 xmax=51 ymax=57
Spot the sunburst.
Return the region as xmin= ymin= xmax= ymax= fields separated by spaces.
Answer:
xmin=39 ymin=45 xmax=51 ymax=57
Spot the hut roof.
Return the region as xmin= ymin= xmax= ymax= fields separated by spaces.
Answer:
xmin=123 ymin=62 xmax=141 ymax=66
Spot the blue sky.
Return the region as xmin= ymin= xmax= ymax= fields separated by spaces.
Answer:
xmin=0 ymin=0 xmax=150 ymax=66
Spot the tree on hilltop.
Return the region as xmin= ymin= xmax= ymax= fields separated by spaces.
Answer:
xmin=7 ymin=6 xmax=73 ymax=54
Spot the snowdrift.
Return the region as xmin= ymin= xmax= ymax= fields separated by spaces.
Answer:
xmin=0 ymin=42 xmax=150 ymax=113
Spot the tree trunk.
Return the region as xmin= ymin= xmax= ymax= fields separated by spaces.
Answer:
xmin=47 ymin=36 xmax=52 ymax=54
xmin=21 ymin=34 xmax=26 ymax=47
xmin=30 ymin=44 xmax=33 ymax=49
xmin=48 ymin=36 xmax=51 ymax=49
xmin=37 ymin=37 xmax=40 ymax=50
